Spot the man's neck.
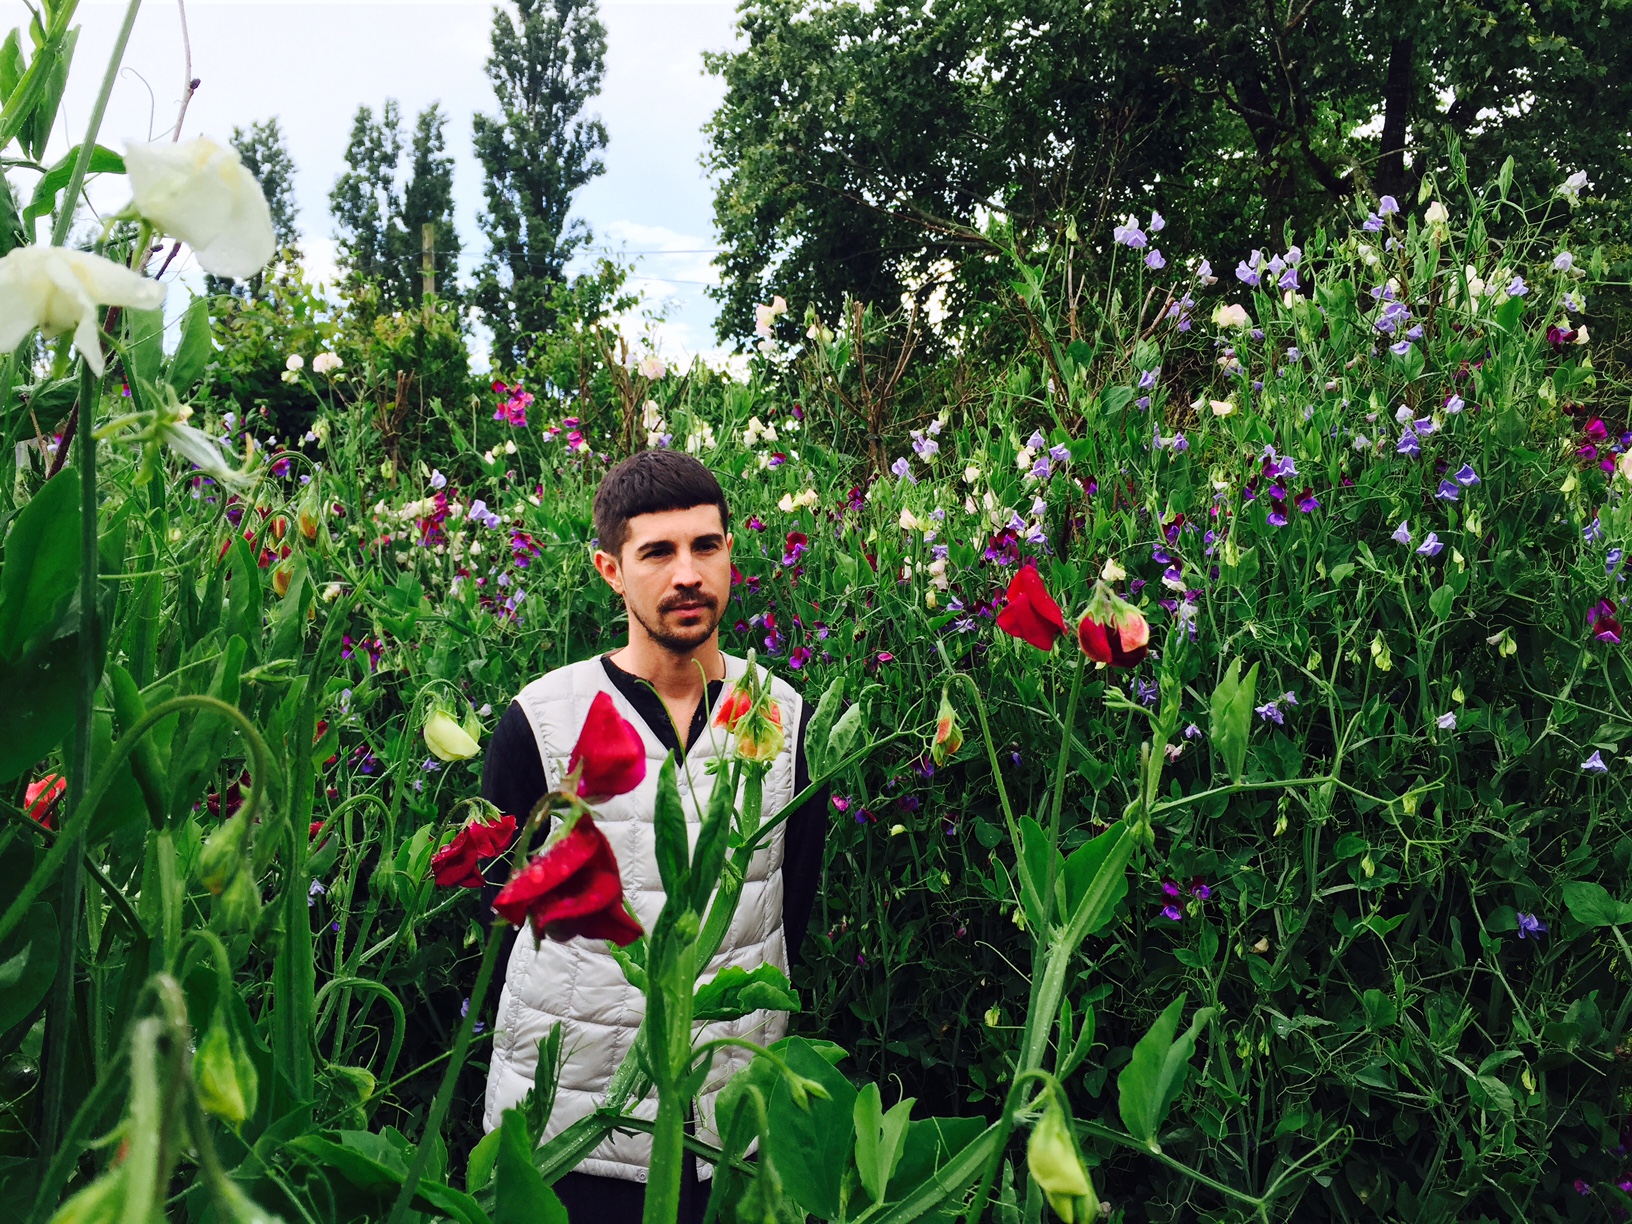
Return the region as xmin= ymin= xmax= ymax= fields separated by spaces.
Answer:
xmin=608 ymin=633 xmax=726 ymax=702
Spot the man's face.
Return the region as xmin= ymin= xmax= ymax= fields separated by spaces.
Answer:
xmin=594 ymin=504 xmax=732 ymax=654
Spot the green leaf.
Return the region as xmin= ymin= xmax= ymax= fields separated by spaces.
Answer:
xmin=0 ymin=466 xmax=80 ymax=662
xmin=1016 ymin=816 xmax=1057 ymax=931
xmin=805 ymin=675 xmax=846 ymax=777
xmin=1428 ymin=584 xmax=1455 ymax=620
xmin=165 ymin=296 xmax=213 ymax=391
xmin=652 ymin=753 xmax=689 ymax=901
xmin=1061 ymin=822 xmax=1130 ymax=938
xmin=1562 ymin=880 xmax=1632 ymax=927
xmin=1116 ymin=995 xmax=1214 ymax=1151
xmin=0 ymin=902 xmax=56 ymax=1034
xmin=1361 ymin=988 xmax=1398 ymax=1031
xmin=853 ymin=1083 xmax=914 ymax=1203
xmin=285 ymin=1134 xmax=491 ymax=1224
xmin=693 ymin=963 xmax=801 ymax=1022
xmin=762 ymin=1037 xmax=858 ymax=1219
xmin=23 ymin=143 xmax=124 ymax=224
xmin=465 ymin=1127 xmax=502 ymax=1195
xmin=123 ymin=307 xmax=165 ymax=388
xmin=1208 ymin=659 xmax=1258 ymax=781
xmin=0 ymin=633 xmax=79 ymax=784
xmin=494 ymin=1108 xmax=566 ymax=1224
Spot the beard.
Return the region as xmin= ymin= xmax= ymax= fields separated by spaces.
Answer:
xmin=628 ymin=590 xmax=723 ymax=654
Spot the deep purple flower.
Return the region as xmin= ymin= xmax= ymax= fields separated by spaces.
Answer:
xmin=1295 ymin=488 xmax=1320 ymax=513
xmin=1267 ymin=503 xmax=1288 ymax=528
xmin=1435 ymin=480 xmax=1460 ymax=501
xmin=789 ymin=646 xmax=812 ymax=669
xmin=1160 ymin=903 xmax=1183 ymax=922
xmin=1189 ymin=878 xmax=1212 ymax=901
xmin=1397 ymin=431 xmax=1421 ymax=457
xmin=1454 ymin=464 xmax=1479 ymax=486
xmin=1516 ymin=912 xmax=1547 ymax=939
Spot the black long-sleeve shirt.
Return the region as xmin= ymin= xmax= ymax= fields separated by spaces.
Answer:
xmin=478 ymin=654 xmax=828 ymax=976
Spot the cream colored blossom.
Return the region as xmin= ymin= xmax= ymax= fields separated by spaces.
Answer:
xmin=312 ymin=352 xmax=342 ymax=375
xmin=1424 ymin=200 xmax=1449 ymax=225
xmin=0 ymin=245 xmax=165 ymax=376
xmin=124 ymin=137 xmax=276 ymax=279
xmin=638 ymin=353 xmax=665 ymax=380
xmin=1212 ymin=303 xmax=1250 ymax=329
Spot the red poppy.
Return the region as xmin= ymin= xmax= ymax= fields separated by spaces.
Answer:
xmin=25 ymin=774 xmax=65 ymax=829
xmin=570 ymin=692 xmax=647 ymax=802
xmin=431 ymin=813 xmax=519 ymax=889
xmin=995 ymin=563 xmax=1067 ymax=650
xmin=493 ymin=813 xmax=643 ymax=945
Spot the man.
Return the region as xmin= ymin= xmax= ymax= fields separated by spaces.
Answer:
xmin=479 ymin=449 xmax=827 ymax=1221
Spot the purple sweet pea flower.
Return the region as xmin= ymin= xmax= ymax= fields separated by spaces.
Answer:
xmin=1416 ymin=533 xmax=1443 ymax=557
xmin=891 ymin=456 xmax=916 ymax=483
xmin=1435 ymin=480 xmax=1460 ymax=501
xmin=1392 ymin=521 xmax=1412 ymax=546
xmin=1608 ymin=548 xmax=1624 ymax=577
xmin=1378 ymin=195 xmax=1399 ymax=215
xmin=1255 ymin=700 xmax=1284 ymax=724
xmin=1363 ymin=212 xmax=1384 ymax=232
xmin=1516 ymin=912 xmax=1547 ymax=939
xmin=1390 ymin=340 xmax=1414 ymax=357
xmin=1505 ymin=276 xmax=1528 ymax=297
xmin=1445 ymin=395 xmax=1465 ymax=413
xmin=1454 ymin=464 xmax=1479 ymax=486
xmin=1139 ymin=368 xmax=1160 ymax=390
xmin=1397 ymin=431 xmax=1421 ymax=457
xmin=1145 ymin=248 xmax=1166 ymax=270
xmin=1581 ymin=750 xmax=1609 ymax=774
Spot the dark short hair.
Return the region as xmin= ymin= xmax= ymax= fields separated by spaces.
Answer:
xmin=593 ymin=450 xmax=730 ymax=559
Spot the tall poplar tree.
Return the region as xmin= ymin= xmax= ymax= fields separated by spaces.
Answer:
xmin=472 ymin=0 xmax=608 ymax=368
xmin=331 ymin=101 xmax=463 ymax=309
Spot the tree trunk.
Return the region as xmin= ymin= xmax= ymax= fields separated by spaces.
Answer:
xmin=1378 ymin=39 xmax=1414 ymax=201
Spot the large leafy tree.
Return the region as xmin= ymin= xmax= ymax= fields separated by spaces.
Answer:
xmin=331 ymin=101 xmax=464 ymax=310
xmin=705 ymin=0 xmax=1632 ymax=344
xmin=472 ymin=0 xmax=608 ymax=369
xmin=206 ymin=117 xmax=298 ymax=298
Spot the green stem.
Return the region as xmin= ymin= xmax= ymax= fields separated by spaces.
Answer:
xmin=51 ymin=0 xmax=144 ymax=249
xmin=385 ymin=921 xmax=506 ymax=1224
xmin=38 ymin=361 xmax=100 ymax=1163
xmin=643 ymin=1088 xmax=690 ymax=1224
xmin=1041 ymin=649 xmax=1089 ymax=931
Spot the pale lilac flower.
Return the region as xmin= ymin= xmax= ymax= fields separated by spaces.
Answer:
xmin=1113 ymin=216 xmax=1147 ymax=248
xmin=1414 ymin=416 xmax=1436 ymax=436
xmin=1148 ymin=211 xmax=1166 ymax=233
xmin=1196 ymin=259 xmax=1217 ymax=285
xmin=1048 ymin=443 xmax=1071 ymax=463
xmin=1363 ymin=212 xmax=1384 ymax=232
xmin=1436 ymin=711 xmax=1457 ymax=730
xmin=1582 ymin=750 xmax=1609 ymax=774
xmin=1390 ymin=340 xmax=1414 ymax=357
xmin=1255 ymin=700 xmax=1285 ymax=725
xmin=430 ymin=469 xmax=447 ymax=490
xmin=891 ymin=456 xmax=916 ymax=484
xmin=1392 ymin=521 xmax=1412 ymax=545
xmin=1378 ymin=195 xmax=1399 ymax=215
xmin=1027 ymin=430 xmax=1047 ymax=449
xmin=1505 ymin=276 xmax=1528 ymax=297
xmin=1553 ymin=252 xmax=1574 ymax=273
xmin=1416 ymin=532 xmax=1443 ymax=557
xmin=1397 ymin=431 xmax=1421 ymax=457
xmin=1139 ymin=368 xmax=1160 ymax=390
xmin=1145 ymin=248 xmax=1166 ymax=270
xmin=1445 ymin=394 xmax=1465 ymax=413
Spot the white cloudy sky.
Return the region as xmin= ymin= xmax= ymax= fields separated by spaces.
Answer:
xmin=45 ymin=0 xmax=742 ymax=364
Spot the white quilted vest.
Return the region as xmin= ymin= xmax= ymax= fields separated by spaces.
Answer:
xmin=482 ymin=652 xmax=802 ymax=1182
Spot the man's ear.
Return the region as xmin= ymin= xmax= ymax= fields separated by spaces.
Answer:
xmin=592 ymin=548 xmax=622 ymax=593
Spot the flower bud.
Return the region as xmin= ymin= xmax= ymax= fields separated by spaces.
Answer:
xmin=932 ymin=690 xmax=964 ymax=766
xmin=712 ymin=678 xmax=754 ymax=732
xmin=198 ymin=813 xmax=249 ymax=895
xmin=1028 ymin=1102 xmax=1095 ymax=1223
xmin=217 ymin=866 xmax=262 ymax=931
xmin=736 ymin=699 xmax=786 ymax=762
xmin=425 ymin=707 xmax=480 ymax=761
xmin=194 ymin=1015 xmax=253 ymax=1124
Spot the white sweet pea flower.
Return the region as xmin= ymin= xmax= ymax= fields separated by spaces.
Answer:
xmin=1211 ymin=303 xmax=1251 ymax=329
xmin=638 ymin=353 xmax=665 ymax=380
xmin=0 ymin=246 xmax=166 ymax=376
xmin=124 ymin=136 xmax=276 ymax=279
xmin=1423 ymin=200 xmax=1449 ymax=225
xmin=312 ymin=352 xmax=342 ymax=375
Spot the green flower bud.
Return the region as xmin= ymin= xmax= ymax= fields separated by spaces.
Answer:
xmin=1028 ymin=1101 xmax=1094 ymax=1223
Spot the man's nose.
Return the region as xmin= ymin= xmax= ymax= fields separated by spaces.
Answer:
xmin=671 ymin=547 xmax=702 ymax=587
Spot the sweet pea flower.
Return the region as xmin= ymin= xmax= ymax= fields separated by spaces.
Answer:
xmin=1148 ymin=210 xmax=1166 ymax=233
xmin=1416 ymin=532 xmax=1443 ymax=557
xmin=1436 ymin=712 xmax=1457 ymax=730
xmin=0 ymin=246 xmax=166 ymax=376
xmin=569 ymin=691 xmax=647 ymax=801
xmin=1378 ymin=195 xmax=1399 ymax=216
xmin=1212 ymin=303 xmax=1251 ymax=329
xmin=1077 ymin=581 xmax=1150 ymax=668
xmin=493 ymin=811 xmax=643 ymax=945
xmin=1454 ymin=464 xmax=1480 ymax=486
xmin=1553 ymin=252 xmax=1574 ymax=273
xmin=1435 ymin=480 xmax=1460 ymax=501
xmin=1145 ymin=248 xmax=1166 ymax=270
xmin=1516 ymin=912 xmax=1547 ymax=939
xmin=1504 ymin=276 xmax=1528 ymax=297
xmin=124 ymin=136 xmax=276 ymax=278
xmin=1424 ymin=200 xmax=1449 ymax=225
xmin=996 ymin=563 xmax=1067 ymax=651
xmin=1112 ymin=215 xmax=1147 ymax=248
xmin=1581 ymin=750 xmax=1609 ymax=774
xmin=1557 ymin=170 xmax=1590 ymax=206
xmin=1397 ymin=431 xmax=1421 ymax=457
xmin=1589 ymin=598 xmax=1622 ymax=644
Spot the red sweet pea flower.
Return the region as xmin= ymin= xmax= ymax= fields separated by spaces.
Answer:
xmin=1590 ymin=598 xmax=1623 ymax=644
xmin=1077 ymin=582 xmax=1151 ymax=668
xmin=431 ymin=813 xmax=520 ymax=888
xmin=713 ymin=678 xmax=754 ymax=732
xmin=569 ymin=692 xmax=647 ymax=802
xmin=25 ymin=774 xmax=65 ymax=829
xmin=995 ymin=563 xmax=1067 ymax=650
xmin=493 ymin=813 xmax=643 ymax=945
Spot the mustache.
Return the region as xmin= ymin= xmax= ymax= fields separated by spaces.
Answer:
xmin=659 ymin=593 xmax=717 ymax=613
